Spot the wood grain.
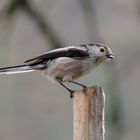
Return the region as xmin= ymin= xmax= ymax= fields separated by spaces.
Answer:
xmin=73 ymin=86 xmax=105 ymax=140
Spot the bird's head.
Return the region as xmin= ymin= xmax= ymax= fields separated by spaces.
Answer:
xmin=87 ymin=43 xmax=115 ymax=63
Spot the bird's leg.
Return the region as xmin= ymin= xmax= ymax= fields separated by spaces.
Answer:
xmin=69 ymin=81 xmax=87 ymax=89
xmin=59 ymin=82 xmax=74 ymax=98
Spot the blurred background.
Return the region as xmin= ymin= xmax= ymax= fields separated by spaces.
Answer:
xmin=0 ymin=0 xmax=140 ymax=140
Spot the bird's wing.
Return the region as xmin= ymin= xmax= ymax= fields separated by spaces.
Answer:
xmin=24 ymin=46 xmax=89 ymax=64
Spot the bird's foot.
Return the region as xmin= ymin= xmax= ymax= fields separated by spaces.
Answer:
xmin=69 ymin=81 xmax=87 ymax=89
xmin=59 ymin=82 xmax=74 ymax=98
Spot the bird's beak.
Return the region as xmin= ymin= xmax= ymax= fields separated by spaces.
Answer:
xmin=106 ymin=54 xmax=115 ymax=59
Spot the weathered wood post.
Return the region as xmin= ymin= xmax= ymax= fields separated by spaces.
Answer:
xmin=73 ymin=86 xmax=105 ymax=140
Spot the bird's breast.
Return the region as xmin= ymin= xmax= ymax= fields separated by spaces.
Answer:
xmin=42 ymin=57 xmax=96 ymax=82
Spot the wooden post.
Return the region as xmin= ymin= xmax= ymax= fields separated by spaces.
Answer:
xmin=73 ymin=86 xmax=105 ymax=140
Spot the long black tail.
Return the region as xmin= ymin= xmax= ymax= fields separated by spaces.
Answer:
xmin=0 ymin=64 xmax=34 ymax=74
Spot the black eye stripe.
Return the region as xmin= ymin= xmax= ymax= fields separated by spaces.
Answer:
xmin=88 ymin=44 xmax=94 ymax=46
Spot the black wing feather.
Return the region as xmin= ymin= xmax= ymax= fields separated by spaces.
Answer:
xmin=24 ymin=47 xmax=89 ymax=64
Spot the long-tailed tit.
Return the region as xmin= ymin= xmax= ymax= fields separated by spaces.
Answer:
xmin=0 ymin=43 xmax=114 ymax=97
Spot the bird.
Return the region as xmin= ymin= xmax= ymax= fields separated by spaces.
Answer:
xmin=0 ymin=43 xmax=114 ymax=97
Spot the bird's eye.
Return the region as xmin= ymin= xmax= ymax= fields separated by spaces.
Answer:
xmin=99 ymin=48 xmax=105 ymax=53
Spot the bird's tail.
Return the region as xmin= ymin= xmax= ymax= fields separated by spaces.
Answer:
xmin=0 ymin=64 xmax=34 ymax=74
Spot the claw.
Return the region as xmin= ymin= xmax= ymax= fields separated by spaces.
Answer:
xmin=59 ymin=82 xmax=74 ymax=98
